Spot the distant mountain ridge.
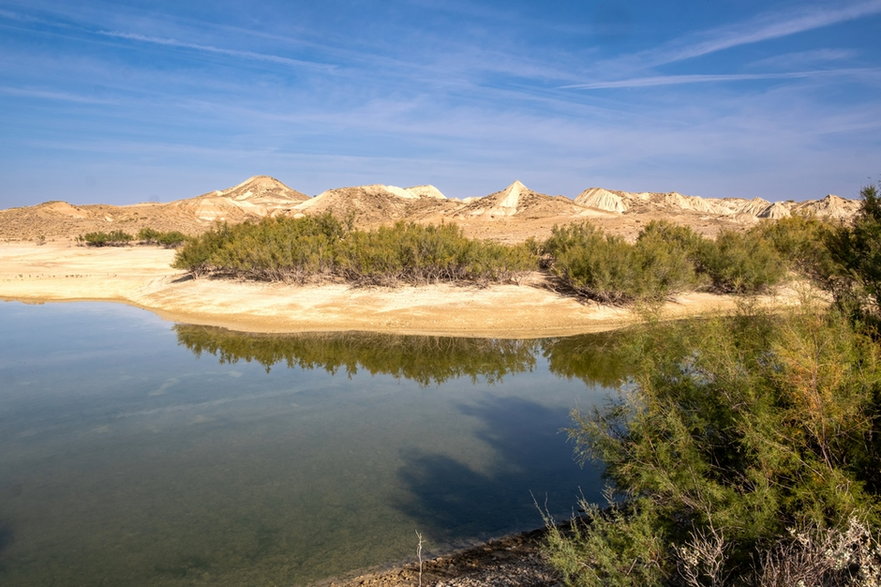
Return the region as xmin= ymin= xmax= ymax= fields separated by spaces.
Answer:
xmin=575 ymin=186 xmax=859 ymax=221
xmin=0 ymin=175 xmax=862 ymax=242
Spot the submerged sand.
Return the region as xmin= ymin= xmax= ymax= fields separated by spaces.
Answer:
xmin=0 ymin=243 xmax=806 ymax=337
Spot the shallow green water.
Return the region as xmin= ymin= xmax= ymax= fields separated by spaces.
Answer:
xmin=0 ymin=301 xmax=628 ymax=585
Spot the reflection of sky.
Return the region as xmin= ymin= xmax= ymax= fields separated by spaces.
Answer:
xmin=0 ymin=301 xmax=604 ymax=584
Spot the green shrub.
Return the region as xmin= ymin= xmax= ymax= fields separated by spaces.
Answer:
xmin=547 ymin=305 xmax=881 ymax=584
xmin=336 ymin=222 xmax=535 ymax=285
xmin=78 ymin=230 xmax=134 ymax=247
xmin=748 ymin=215 xmax=836 ymax=283
xmin=137 ymin=227 xmax=188 ymax=248
xmin=543 ymin=222 xmax=698 ymax=304
xmin=172 ymin=222 xmax=235 ymax=277
xmin=172 ymin=214 xmax=535 ymax=285
xmin=205 ymin=214 xmax=347 ymax=281
xmin=155 ymin=231 xmax=187 ymax=248
xmin=826 ymin=184 xmax=881 ymax=326
xmin=696 ymin=229 xmax=786 ymax=293
xmin=137 ymin=227 xmax=161 ymax=242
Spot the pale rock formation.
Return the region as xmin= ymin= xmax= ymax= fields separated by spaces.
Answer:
xmin=574 ymin=188 xmax=628 ymax=213
xmin=791 ymin=194 xmax=860 ymax=221
xmin=406 ymin=185 xmax=447 ymax=200
xmin=758 ymin=202 xmax=792 ymax=219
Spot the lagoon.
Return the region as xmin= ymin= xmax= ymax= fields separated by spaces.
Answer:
xmin=0 ymin=301 xmax=620 ymax=585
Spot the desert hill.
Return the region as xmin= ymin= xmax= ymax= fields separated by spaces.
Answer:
xmin=454 ymin=180 xmax=595 ymax=219
xmin=290 ymin=184 xmax=459 ymax=224
xmin=172 ymin=175 xmax=309 ymax=222
xmin=0 ymin=176 xmax=861 ymax=243
xmin=576 ymin=186 xmax=859 ymax=221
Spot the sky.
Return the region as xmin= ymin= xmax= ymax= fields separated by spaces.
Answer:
xmin=1 ymin=0 xmax=880 ymax=208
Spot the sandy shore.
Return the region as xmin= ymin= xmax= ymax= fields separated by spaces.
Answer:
xmin=0 ymin=243 xmax=804 ymax=337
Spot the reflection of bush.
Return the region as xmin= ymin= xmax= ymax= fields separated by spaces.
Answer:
xmin=542 ymin=322 xmax=689 ymax=388
xmin=173 ymin=324 xmax=686 ymax=387
xmin=174 ymin=325 xmax=540 ymax=385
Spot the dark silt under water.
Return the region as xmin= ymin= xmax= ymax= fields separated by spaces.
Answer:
xmin=0 ymin=301 xmax=636 ymax=585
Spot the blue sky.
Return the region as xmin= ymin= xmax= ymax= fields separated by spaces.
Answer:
xmin=1 ymin=0 xmax=879 ymax=207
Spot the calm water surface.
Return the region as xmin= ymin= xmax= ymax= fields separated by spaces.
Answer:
xmin=0 ymin=301 xmax=628 ymax=585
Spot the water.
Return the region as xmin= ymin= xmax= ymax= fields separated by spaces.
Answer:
xmin=0 ymin=301 xmax=629 ymax=585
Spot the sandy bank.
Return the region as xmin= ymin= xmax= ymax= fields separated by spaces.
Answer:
xmin=0 ymin=243 xmax=804 ymax=337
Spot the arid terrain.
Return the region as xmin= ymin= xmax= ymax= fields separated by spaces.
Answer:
xmin=0 ymin=175 xmax=860 ymax=244
xmin=0 ymin=175 xmax=853 ymax=338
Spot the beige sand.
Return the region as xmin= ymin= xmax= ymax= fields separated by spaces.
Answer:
xmin=0 ymin=243 xmax=805 ymax=337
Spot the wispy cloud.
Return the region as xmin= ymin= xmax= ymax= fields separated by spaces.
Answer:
xmin=99 ymin=31 xmax=336 ymax=71
xmin=0 ymin=85 xmax=116 ymax=104
xmin=643 ymin=0 xmax=881 ymax=66
xmin=749 ymin=48 xmax=858 ymax=70
xmin=561 ymin=68 xmax=879 ymax=90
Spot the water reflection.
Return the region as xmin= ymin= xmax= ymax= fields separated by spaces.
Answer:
xmin=173 ymin=324 xmax=658 ymax=388
xmin=175 ymin=325 xmax=540 ymax=385
xmin=542 ymin=329 xmax=637 ymax=388
xmin=5 ymin=303 xmax=642 ymax=585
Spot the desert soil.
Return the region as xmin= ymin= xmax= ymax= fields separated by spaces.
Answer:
xmin=0 ymin=242 xmax=807 ymax=338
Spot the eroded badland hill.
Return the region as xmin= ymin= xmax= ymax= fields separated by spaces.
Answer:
xmin=0 ymin=175 xmax=860 ymax=243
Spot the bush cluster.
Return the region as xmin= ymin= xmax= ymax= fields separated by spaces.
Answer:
xmin=172 ymin=214 xmax=536 ymax=285
xmin=136 ymin=227 xmax=188 ymax=248
xmin=77 ymin=228 xmax=188 ymax=248
xmin=543 ymin=220 xmax=787 ymax=303
xmin=545 ymin=306 xmax=881 ymax=585
xmin=747 ymin=215 xmax=836 ymax=283
xmin=77 ymin=230 xmax=134 ymax=247
xmin=172 ymin=213 xmax=826 ymax=298
xmin=695 ymin=229 xmax=786 ymax=294
xmin=542 ymin=221 xmax=701 ymax=303
xmin=827 ymin=184 xmax=881 ymax=327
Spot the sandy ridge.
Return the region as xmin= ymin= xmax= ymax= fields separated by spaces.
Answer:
xmin=0 ymin=243 xmax=809 ymax=337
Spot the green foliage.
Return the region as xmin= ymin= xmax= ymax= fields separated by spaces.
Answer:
xmin=696 ymin=229 xmax=786 ymax=293
xmin=336 ymin=222 xmax=535 ymax=285
xmin=155 ymin=231 xmax=187 ymax=248
xmin=748 ymin=215 xmax=836 ymax=283
xmin=78 ymin=227 xmax=187 ymax=248
xmin=172 ymin=222 xmax=235 ymax=277
xmin=827 ymin=184 xmax=881 ymax=325
xmin=137 ymin=227 xmax=161 ymax=242
xmin=543 ymin=222 xmax=699 ymax=304
xmin=172 ymin=214 xmax=536 ymax=285
xmin=547 ymin=305 xmax=881 ymax=584
xmin=137 ymin=227 xmax=188 ymax=248
xmin=544 ymin=497 xmax=667 ymax=587
xmin=77 ymin=230 xmax=134 ymax=247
